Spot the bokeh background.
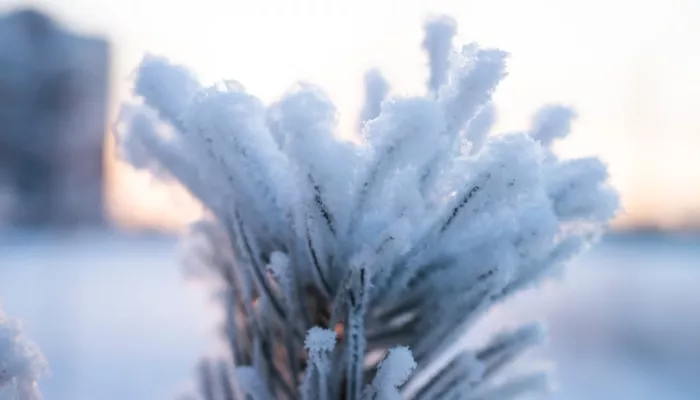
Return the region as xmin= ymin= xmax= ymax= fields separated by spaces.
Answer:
xmin=0 ymin=0 xmax=698 ymax=399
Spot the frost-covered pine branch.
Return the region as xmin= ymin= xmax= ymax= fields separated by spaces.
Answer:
xmin=0 ymin=305 xmax=47 ymax=400
xmin=116 ymin=14 xmax=618 ymax=400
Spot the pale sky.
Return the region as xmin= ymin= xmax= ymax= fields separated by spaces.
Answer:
xmin=2 ymin=0 xmax=699 ymax=230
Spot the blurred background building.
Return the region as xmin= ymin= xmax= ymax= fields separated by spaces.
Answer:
xmin=0 ymin=8 xmax=108 ymax=228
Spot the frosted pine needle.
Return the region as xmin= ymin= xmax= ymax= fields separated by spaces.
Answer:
xmin=117 ymin=15 xmax=619 ymax=400
xmin=0 ymin=305 xmax=47 ymax=400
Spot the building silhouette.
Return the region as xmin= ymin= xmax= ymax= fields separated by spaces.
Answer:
xmin=0 ymin=9 xmax=109 ymax=227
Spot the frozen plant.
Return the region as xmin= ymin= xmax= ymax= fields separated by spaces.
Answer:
xmin=116 ymin=14 xmax=618 ymax=400
xmin=0 ymin=305 xmax=47 ymax=400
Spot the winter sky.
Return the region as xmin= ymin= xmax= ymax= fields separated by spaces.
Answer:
xmin=1 ymin=0 xmax=699 ymax=230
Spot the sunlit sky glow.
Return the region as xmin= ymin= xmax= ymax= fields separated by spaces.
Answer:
xmin=3 ymin=0 xmax=699 ymax=231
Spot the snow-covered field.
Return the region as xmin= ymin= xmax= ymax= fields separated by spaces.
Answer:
xmin=0 ymin=231 xmax=216 ymax=399
xmin=1 ymin=231 xmax=699 ymax=399
xmin=476 ymin=233 xmax=700 ymax=400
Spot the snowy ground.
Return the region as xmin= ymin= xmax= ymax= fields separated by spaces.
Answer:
xmin=473 ymin=233 xmax=700 ymax=400
xmin=0 ymin=231 xmax=217 ymax=399
xmin=1 ymin=230 xmax=699 ymax=399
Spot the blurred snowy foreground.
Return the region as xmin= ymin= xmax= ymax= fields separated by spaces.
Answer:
xmin=0 ymin=230 xmax=699 ymax=400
